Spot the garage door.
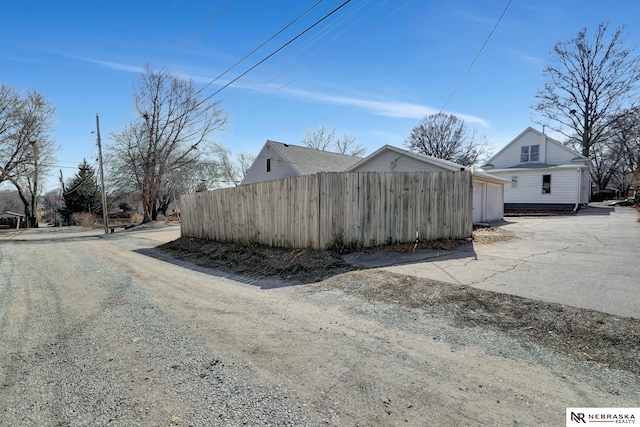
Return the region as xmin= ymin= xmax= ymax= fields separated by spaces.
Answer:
xmin=473 ymin=182 xmax=484 ymax=223
xmin=485 ymin=183 xmax=502 ymax=221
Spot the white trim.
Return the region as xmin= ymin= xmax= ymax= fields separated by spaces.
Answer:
xmin=347 ymin=144 xmax=464 ymax=173
xmin=485 ymin=164 xmax=589 ymax=173
xmin=483 ymin=126 xmax=588 ymax=167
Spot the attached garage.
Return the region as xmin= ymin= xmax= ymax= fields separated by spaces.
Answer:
xmin=472 ymin=172 xmax=508 ymax=223
xmin=347 ymin=145 xmax=508 ymax=223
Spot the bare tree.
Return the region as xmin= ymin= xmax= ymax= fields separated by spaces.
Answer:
xmin=108 ymin=121 xmax=229 ymax=214
xmin=533 ymin=22 xmax=640 ymax=159
xmin=583 ymin=140 xmax=620 ymax=196
xmin=0 ymin=189 xmax=22 ymax=212
xmin=301 ymin=125 xmax=366 ymax=157
xmin=10 ymin=91 xmax=56 ymax=227
xmin=610 ymin=110 xmax=640 ymax=204
xmin=0 ymin=84 xmax=28 ymax=185
xmin=120 ymin=66 xmax=227 ymax=222
xmin=0 ymin=87 xmax=56 ymax=226
xmin=217 ymin=148 xmax=255 ymax=186
xmin=107 ymin=122 xmax=145 ymax=199
xmin=405 ymin=113 xmax=491 ymax=166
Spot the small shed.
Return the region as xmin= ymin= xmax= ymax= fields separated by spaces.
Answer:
xmin=0 ymin=211 xmax=26 ymax=229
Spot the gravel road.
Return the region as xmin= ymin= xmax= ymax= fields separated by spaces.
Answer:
xmin=0 ymin=231 xmax=309 ymax=426
xmin=1 ymin=227 xmax=639 ymax=426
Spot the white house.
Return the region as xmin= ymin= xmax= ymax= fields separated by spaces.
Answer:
xmin=241 ymin=140 xmax=362 ymax=185
xmin=347 ymin=145 xmax=508 ymax=223
xmin=481 ymin=127 xmax=590 ymax=213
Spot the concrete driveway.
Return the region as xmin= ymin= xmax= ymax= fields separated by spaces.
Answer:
xmin=384 ymin=205 xmax=640 ymax=319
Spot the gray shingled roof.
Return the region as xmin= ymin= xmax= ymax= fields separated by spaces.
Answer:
xmin=268 ymin=140 xmax=362 ymax=175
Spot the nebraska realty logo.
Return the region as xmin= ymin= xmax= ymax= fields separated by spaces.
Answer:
xmin=567 ymin=408 xmax=639 ymax=425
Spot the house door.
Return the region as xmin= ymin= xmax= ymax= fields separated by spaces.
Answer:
xmin=473 ymin=182 xmax=485 ymax=223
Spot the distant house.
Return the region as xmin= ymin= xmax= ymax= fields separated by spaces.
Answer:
xmin=482 ymin=127 xmax=590 ymax=213
xmin=347 ymin=145 xmax=508 ymax=223
xmin=0 ymin=211 xmax=26 ymax=229
xmin=166 ymin=200 xmax=180 ymax=217
xmin=241 ymin=140 xmax=362 ymax=185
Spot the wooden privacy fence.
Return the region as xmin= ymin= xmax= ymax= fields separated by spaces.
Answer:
xmin=180 ymin=171 xmax=472 ymax=249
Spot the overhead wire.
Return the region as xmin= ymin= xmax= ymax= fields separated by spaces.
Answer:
xmin=223 ymin=0 xmax=413 ymax=116
xmin=219 ymin=0 xmax=383 ymax=102
xmin=242 ymin=0 xmax=412 ymax=105
xmin=57 ymin=160 xmax=101 ymax=195
xmin=436 ymin=0 xmax=512 ymax=115
xmin=195 ymin=0 xmax=354 ymax=108
xmin=162 ymin=0 xmax=236 ymax=75
xmin=192 ymin=0 xmax=327 ymax=98
xmin=386 ymin=0 xmax=512 ymax=167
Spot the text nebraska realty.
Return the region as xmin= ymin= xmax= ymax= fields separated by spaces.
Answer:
xmin=576 ymin=412 xmax=636 ymax=423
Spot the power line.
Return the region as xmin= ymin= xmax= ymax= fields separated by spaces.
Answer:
xmin=219 ymin=0 xmax=385 ymax=102
xmin=262 ymin=0 xmax=414 ymax=102
xmin=366 ymin=0 xmax=511 ymax=168
xmin=162 ymin=0 xmax=236 ymax=75
xmin=437 ymin=0 xmax=512 ymax=115
xmin=223 ymin=0 xmax=413 ymax=114
xmin=193 ymin=0 xmax=326 ymax=98
xmin=196 ymin=0 xmax=354 ymax=107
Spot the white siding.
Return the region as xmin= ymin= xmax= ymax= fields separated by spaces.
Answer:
xmin=493 ymin=169 xmax=580 ymax=204
xmin=546 ymin=140 xmax=578 ymax=165
xmin=488 ymin=128 xmax=584 ymax=168
xmin=241 ymin=143 xmax=300 ymax=184
xmin=490 ymin=129 xmax=546 ymax=168
xmin=352 ymin=150 xmax=450 ymax=173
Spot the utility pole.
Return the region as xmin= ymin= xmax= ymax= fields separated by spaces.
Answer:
xmin=57 ymin=169 xmax=65 ymax=227
xmin=59 ymin=169 xmax=66 ymax=193
xmin=96 ymin=114 xmax=109 ymax=234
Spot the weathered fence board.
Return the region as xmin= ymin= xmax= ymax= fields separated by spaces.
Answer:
xmin=180 ymin=171 xmax=472 ymax=249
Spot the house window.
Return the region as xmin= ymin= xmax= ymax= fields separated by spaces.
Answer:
xmin=521 ymin=145 xmax=540 ymax=162
xmin=511 ymin=176 xmax=518 ymax=188
xmin=266 ymin=158 xmax=271 ymax=173
xmin=542 ymin=174 xmax=551 ymax=194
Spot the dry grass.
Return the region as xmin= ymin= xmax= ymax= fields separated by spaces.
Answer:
xmin=318 ymin=270 xmax=640 ymax=375
xmin=129 ymin=213 xmax=143 ymax=225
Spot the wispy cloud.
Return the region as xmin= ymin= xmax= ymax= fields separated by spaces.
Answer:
xmin=282 ymin=87 xmax=490 ymax=126
xmin=61 ymin=53 xmax=145 ymax=74
xmin=62 ymin=54 xmax=490 ymax=127
xmin=509 ymin=49 xmax=545 ymax=68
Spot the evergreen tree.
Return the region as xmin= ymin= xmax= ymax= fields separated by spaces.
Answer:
xmin=62 ymin=160 xmax=101 ymax=216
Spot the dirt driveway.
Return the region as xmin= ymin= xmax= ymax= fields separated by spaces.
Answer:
xmin=2 ymin=224 xmax=638 ymax=426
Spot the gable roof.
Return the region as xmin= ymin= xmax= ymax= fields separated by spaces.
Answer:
xmin=0 ymin=211 xmax=25 ymax=218
xmin=346 ymin=144 xmax=465 ymax=172
xmin=347 ymin=144 xmax=509 ymax=184
xmin=483 ymin=126 xmax=588 ymax=168
xmin=267 ymin=140 xmax=362 ymax=175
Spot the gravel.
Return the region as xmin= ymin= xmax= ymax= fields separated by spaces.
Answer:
xmin=3 ymin=224 xmax=639 ymax=426
xmin=0 ymin=240 xmax=310 ymax=426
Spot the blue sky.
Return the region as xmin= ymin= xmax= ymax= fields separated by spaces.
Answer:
xmin=2 ymin=0 xmax=640 ymax=193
